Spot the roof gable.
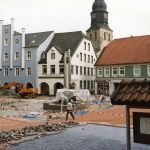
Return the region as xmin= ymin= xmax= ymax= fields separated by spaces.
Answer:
xmin=95 ymin=35 xmax=150 ymax=66
xmin=46 ymin=31 xmax=89 ymax=56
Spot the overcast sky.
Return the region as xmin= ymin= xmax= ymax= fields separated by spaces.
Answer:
xmin=0 ymin=0 xmax=149 ymax=39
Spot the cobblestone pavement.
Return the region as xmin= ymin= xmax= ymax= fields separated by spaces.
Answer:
xmin=7 ymin=125 xmax=150 ymax=150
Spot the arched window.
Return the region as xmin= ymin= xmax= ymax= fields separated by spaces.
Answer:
xmin=90 ymin=33 xmax=92 ymax=39
xmin=95 ymin=32 xmax=97 ymax=40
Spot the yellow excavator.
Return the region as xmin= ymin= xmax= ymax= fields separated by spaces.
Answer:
xmin=0 ymin=82 xmax=38 ymax=98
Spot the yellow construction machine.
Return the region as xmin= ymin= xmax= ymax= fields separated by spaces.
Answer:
xmin=0 ymin=82 xmax=38 ymax=98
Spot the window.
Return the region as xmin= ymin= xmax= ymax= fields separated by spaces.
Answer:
xmin=112 ymin=67 xmax=118 ymax=77
xmin=4 ymin=53 xmax=8 ymax=61
xmin=91 ymin=81 xmax=94 ymax=89
xmin=41 ymin=52 xmax=46 ymax=59
xmin=95 ymin=32 xmax=97 ymax=40
xmin=80 ymin=66 xmax=82 ymax=75
xmin=15 ymin=39 xmax=19 ymax=44
xmin=88 ymin=43 xmax=90 ymax=51
xmin=4 ymin=38 xmax=8 ymax=46
xmin=15 ymin=52 xmax=19 ymax=60
xmin=104 ymin=32 xmax=106 ymax=40
xmin=91 ymin=56 xmax=93 ymax=63
xmin=108 ymin=34 xmax=111 ymax=41
xmin=71 ymin=65 xmax=74 ymax=74
xmin=59 ymin=65 xmax=64 ymax=74
xmin=87 ymin=81 xmax=90 ymax=89
xmin=51 ymin=65 xmax=55 ymax=74
xmin=134 ymin=66 xmax=141 ymax=77
xmin=84 ymin=42 xmax=86 ymax=50
xmin=84 ymin=67 xmax=86 ymax=75
xmin=80 ymin=53 xmax=82 ymax=61
xmin=90 ymin=33 xmax=92 ymax=39
xmin=88 ymin=67 xmax=90 ymax=76
xmin=84 ymin=54 xmax=86 ymax=62
xmin=42 ymin=65 xmax=47 ymax=74
xmin=80 ymin=80 xmax=82 ymax=89
xmin=51 ymin=53 xmax=55 ymax=59
xmin=76 ymin=66 xmax=78 ymax=75
xmin=147 ymin=66 xmax=150 ymax=77
xmin=15 ymin=68 xmax=20 ymax=76
xmin=88 ymin=55 xmax=90 ymax=63
xmin=119 ymin=67 xmax=125 ymax=76
xmin=27 ymin=51 xmax=31 ymax=60
xmin=84 ymin=80 xmax=86 ymax=89
xmin=27 ymin=67 xmax=32 ymax=76
xmin=4 ymin=68 xmax=8 ymax=76
xmin=91 ymin=68 xmax=93 ymax=76
xmin=98 ymin=68 xmax=103 ymax=77
xmin=104 ymin=67 xmax=110 ymax=77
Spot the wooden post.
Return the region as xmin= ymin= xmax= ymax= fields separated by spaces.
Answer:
xmin=126 ymin=105 xmax=131 ymax=150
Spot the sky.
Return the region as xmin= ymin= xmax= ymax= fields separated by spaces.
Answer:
xmin=0 ymin=0 xmax=150 ymax=39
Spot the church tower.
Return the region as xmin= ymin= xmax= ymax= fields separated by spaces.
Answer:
xmin=86 ymin=0 xmax=113 ymax=57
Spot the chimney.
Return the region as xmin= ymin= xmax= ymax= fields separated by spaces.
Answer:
xmin=21 ymin=28 xmax=25 ymax=69
xmin=0 ymin=20 xmax=3 ymax=69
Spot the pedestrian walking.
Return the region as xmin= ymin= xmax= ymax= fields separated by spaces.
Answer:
xmin=66 ymin=99 xmax=75 ymax=121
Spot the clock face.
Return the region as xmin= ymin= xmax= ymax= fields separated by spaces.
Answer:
xmin=92 ymin=13 xmax=96 ymax=19
xmin=104 ymin=13 xmax=108 ymax=19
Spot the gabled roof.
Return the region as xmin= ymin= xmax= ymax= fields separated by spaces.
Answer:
xmin=25 ymin=31 xmax=53 ymax=48
xmin=46 ymin=31 xmax=89 ymax=56
xmin=95 ymin=35 xmax=150 ymax=66
xmin=111 ymin=80 xmax=150 ymax=107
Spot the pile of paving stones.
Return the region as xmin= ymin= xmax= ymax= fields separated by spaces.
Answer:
xmin=0 ymin=121 xmax=79 ymax=145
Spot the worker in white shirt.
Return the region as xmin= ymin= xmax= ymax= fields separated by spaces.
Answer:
xmin=66 ymin=99 xmax=75 ymax=121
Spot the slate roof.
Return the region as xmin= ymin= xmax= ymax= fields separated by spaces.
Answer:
xmin=46 ymin=31 xmax=89 ymax=56
xmin=95 ymin=35 xmax=150 ymax=66
xmin=111 ymin=80 xmax=150 ymax=107
xmin=14 ymin=31 xmax=21 ymax=35
xmin=25 ymin=31 xmax=53 ymax=48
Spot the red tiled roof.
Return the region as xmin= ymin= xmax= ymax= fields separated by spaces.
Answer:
xmin=95 ymin=35 xmax=150 ymax=65
xmin=111 ymin=80 xmax=150 ymax=107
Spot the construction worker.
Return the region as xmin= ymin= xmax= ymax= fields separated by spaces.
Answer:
xmin=66 ymin=99 xmax=75 ymax=121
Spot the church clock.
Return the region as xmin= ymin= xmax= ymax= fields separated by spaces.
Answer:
xmin=92 ymin=13 xmax=96 ymax=19
xmin=104 ymin=13 xmax=108 ymax=19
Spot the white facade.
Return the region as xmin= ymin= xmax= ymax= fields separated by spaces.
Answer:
xmin=38 ymin=37 xmax=96 ymax=95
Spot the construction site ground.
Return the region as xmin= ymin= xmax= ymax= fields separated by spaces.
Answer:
xmin=0 ymin=95 xmax=150 ymax=132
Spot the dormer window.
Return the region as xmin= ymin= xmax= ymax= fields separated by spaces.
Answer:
xmin=41 ymin=52 xmax=46 ymax=59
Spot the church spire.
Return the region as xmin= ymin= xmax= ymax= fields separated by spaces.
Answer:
xmin=90 ymin=0 xmax=110 ymax=30
xmin=86 ymin=0 xmax=113 ymax=57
